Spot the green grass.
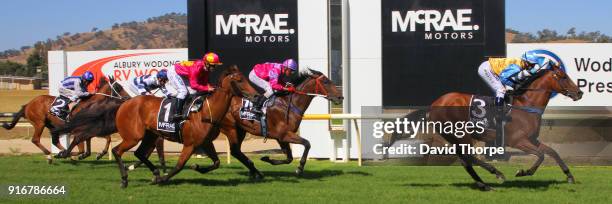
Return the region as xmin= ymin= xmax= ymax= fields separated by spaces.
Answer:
xmin=0 ymin=155 xmax=611 ymax=204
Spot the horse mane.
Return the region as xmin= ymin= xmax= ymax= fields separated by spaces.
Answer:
xmin=217 ymin=65 xmax=240 ymax=82
xmin=293 ymin=68 xmax=323 ymax=86
xmin=512 ymin=69 xmax=552 ymax=96
xmin=96 ymin=76 xmax=109 ymax=89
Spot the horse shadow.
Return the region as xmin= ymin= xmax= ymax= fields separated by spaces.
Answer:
xmin=404 ymin=180 xmax=567 ymax=191
xmin=151 ymin=169 xmax=369 ymax=187
xmin=450 ymin=180 xmax=567 ymax=190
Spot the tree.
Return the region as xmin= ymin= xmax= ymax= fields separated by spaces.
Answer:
xmin=566 ymin=27 xmax=576 ymax=38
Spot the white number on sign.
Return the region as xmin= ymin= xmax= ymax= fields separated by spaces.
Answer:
xmin=163 ymin=102 xmax=172 ymax=122
xmin=52 ymin=99 xmax=66 ymax=110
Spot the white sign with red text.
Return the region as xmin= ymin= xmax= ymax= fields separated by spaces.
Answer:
xmin=58 ymin=49 xmax=187 ymax=96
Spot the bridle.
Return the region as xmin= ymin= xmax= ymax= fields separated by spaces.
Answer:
xmin=294 ymin=75 xmax=329 ymax=98
xmin=518 ymin=68 xmax=572 ymax=96
xmin=95 ymin=80 xmax=127 ymax=100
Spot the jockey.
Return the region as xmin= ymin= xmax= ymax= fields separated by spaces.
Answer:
xmin=130 ymin=69 xmax=170 ymax=97
xmin=168 ymin=52 xmax=222 ymax=120
xmin=248 ymin=59 xmax=298 ymax=112
xmin=50 ymin=71 xmax=94 ymax=117
xmin=478 ymin=49 xmax=560 ymax=106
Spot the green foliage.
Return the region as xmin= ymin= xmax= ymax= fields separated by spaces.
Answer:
xmin=509 ymin=27 xmax=612 ymax=43
xmin=0 ymin=61 xmax=25 ymax=76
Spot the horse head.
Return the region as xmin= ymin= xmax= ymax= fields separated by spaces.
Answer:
xmin=294 ymin=68 xmax=344 ymax=105
xmin=96 ymin=76 xmax=130 ymax=99
xmin=218 ymin=65 xmax=258 ymax=99
xmin=532 ymin=65 xmax=583 ymax=101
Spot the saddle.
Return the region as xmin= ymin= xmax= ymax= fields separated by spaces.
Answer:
xmin=156 ymin=95 xmax=206 ymax=142
xmin=239 ymin=96 xmax=279 ymax=138
xmin=49 ymin=96 xmax=76 ymax=121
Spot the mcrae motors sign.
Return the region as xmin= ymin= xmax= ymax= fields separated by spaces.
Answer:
xmin=383 ymin=0 xmax=485 ymax=45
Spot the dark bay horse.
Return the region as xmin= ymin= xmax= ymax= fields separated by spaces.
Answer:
xmin=191 ymin=69 xmax=343 ymax=179
xmin=109 ymin=66 xmax=257 ymax=188
xmin=407 ymin=65 xmax=582 ymax=191
xmin=2 ymin=77 xmax=129 ymax=163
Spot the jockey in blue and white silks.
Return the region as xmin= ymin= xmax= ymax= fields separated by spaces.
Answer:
xmin=130 ymin=69 xmax=171 ymax=97
xmin=50 ymin=71 xmax=94 ymax=118
xmin=58 ymin=71 xmax=94 ymax=102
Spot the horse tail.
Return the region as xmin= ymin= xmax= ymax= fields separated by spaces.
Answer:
xmin=2 ymin=105 xmax=25 ymax=130
xmin=51 ymin=99 xmax=122 ymax=138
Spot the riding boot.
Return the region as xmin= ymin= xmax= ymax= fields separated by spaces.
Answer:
xmin=493 ymin=96 xmax=505 ymax=157
xmin=173 ymin=98 xmax=185 ymax=121
xmin=252 ymin=95 xmax=267 ymax=114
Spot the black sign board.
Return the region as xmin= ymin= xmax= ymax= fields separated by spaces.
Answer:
xmin=382 ymin=0 xmax=505 ymax=106
xmin=188 ymin=0 xmax=299 ymax=83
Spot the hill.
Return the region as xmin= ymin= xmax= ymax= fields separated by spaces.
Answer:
xmin=0 ymin=13 xmax=187 ymax=64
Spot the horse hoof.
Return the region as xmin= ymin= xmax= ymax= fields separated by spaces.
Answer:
xmin=496 ymin=173 xmax=506 ymax=183
xmin=127 ymin=165 xmax=136 ymax=171
xmin=249 ymin=172 xmax=264 ymax=181
xmin=260 ymin=156 xmax=271 ymax=163
xmin=567 ymin=176 xmax=575 ymax=184
xmin=151 ymin=176 xmax=163 ymax=185
xmin=295 ymin=168 xmax=304 ymax=176
xmin=78 ymin=153 xmax=90 ymax=160
xmin=190 ymin=164 xmax=199 ymax=170
xmin=120 ymin=181 xmax=128 ymax=189
xmin=515 ymin=169 xmax=527 ymax=177
xmin=96 ymin=152 xmax=107 ymax=160
xmin=47 ymin=155 xmax=53 ymax=164
xmin=476 ymin=182 xmax=492 ymax=191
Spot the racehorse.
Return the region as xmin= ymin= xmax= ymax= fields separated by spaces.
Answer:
xmin=190 ymin=69 xmax=343 ymax=179
xmin=403 ymin=65 xmax=582 ymax=191
xmin=52 ymin=87 xmax=165 ymax=172
xmin=108 ymin=66 xmax=257 ymax=188
xmin=2 ymin=76 xmax=129 ymax=163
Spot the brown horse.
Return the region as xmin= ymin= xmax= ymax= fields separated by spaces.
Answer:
xmin=2 ymin=77 xmax=129 ymax=163
xmin=190 ymin=69 xmax=343 ymax=178
xmin=52 ymin=87 xmax=166 ymax=172
xmin=110 ymin=66 xmax=257 ymax=188
xmin=405 ymin=65 xmax=582 ymax=191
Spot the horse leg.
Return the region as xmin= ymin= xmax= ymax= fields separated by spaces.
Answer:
xmin=111 ymin=138 xmax=140 ymax=188
xmin=56 ymin=132 xmax=86 ymax=159
xmin=513 ymin=140 xmax=545 ymax=177
xmin=134 ymin=133 xmax=162 ymax=184
xmin=458 ymin=153 xmax=491 ymax=191
xmin=280 ymin=132 xmax=310 ymax=176
xmin=261 ymin=140 xmax=294 ymax=165
xmin=470 ymin=155 xmax=506 ymax=183
xmin=155 ymin=137 xmax=166 ymax=174
xmin=31 ymin=123 xmax=52 ymax=163
xmin=538 ymin=143 xmax=575 ymax=183
xmin=160 ymin=144 xmax=195 ymax=183
xmin=96 ymin=135 xmax=112 ymax=160
xmin=226 ymin=128 xmax=263 ymax=180
xmin=191 ymin=137 xmax=220 ymax=174
xmin=78 ymin=138 xmax=92 ymax=160
xmin=126 ymin=137 xmax=161 ymax=171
